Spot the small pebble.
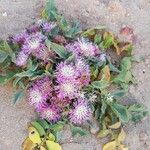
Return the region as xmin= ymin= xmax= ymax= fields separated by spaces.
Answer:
xmin=2 ymin=12 xmax=7 ymax=17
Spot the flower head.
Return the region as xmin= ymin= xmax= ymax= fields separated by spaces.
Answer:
xmin=55 ymin=80 xmax=79 ymax=99
xmin=38 ymin=105 xmax=61 ymax=123
xmin=42 ymin=22 xmax=56 ymax=32
xmin=22 ymin=32 xmax=46 ymax=55
xmin=66 ymin=38 xmax=100 ymax=57
xmin=15 ymin=51 xmax=29 ymax=66
xmin=28 ymin=86 xmax=47 ymax=109
xmin=13 ymin=30 xmax=29 ymax=44
xmin=35 ymin=76 xmax=53 ymax=99
xmin=69 ymin=99 xmax=92 ymax=125
xmin=75 ymin=58 xmax=91 ymax=86
xmin=56 ymin=62 xmax=78 ymax=81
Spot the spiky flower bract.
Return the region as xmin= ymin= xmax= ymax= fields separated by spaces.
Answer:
xmin=69 ymin=99 xmax=92 ymax=125
xmin=38 ymin=105 xmax=61 ymax=123
xmin=66 ymin=38 xmax=100 ymax=57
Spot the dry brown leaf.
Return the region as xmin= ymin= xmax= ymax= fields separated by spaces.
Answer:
xmin=103 ymin=65 xmax=111 ymax=81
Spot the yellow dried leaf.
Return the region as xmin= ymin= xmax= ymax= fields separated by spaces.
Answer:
xmin=28 ymin=126 xmax=42 ymax=144
xmin=102 ymin=65 xmax=110 ymax=81
xmin=40 ymin=146 xmax=47 ymax=150
xmin=113 ymin=42 xmax=121 ymax=55
xmin=46 ymin=140 xmax=62 ymax=150
xmin=119 ymin=144 xmax=129 ymax=150
xmin=103 ymin=141 xmax=117 ymax=150
xmin=48 ymin=133 xmax=56 ymax=141
xmin=22 ymin=137 xmax=36 ymax=150
xmin=108 ymin=121 xmax=121 ymax=129
xmin=117 ymin=128 xmax=126 ymax=143
xmin=97 ymin=129 xmax=110 ymax=138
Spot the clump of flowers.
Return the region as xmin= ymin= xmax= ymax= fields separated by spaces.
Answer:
xmin=0 ymin=1 xmax=148 ymax=149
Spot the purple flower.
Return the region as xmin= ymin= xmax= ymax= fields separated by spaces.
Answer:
xmin=28 ymin=77 xmax=53 ymax=109
xmin=38 ymin=105 xmax=61 ymax=123
xmin=28 ymin=86 xmax=47 ymax=109
xmin=66 ymin=38 xmax=100 ymax=57
xmin=22 ymin=32 xmax=46 ymax=55
xmin=56 ymin=62 xmax=78 ymax=82
xmin=34 ymin=76 xmax=53 ymax=100
xmin=13 ymin=30 xmax=29 ymax=44
xmin=32 ymin=46 xmax=51 ymax=62
xmin=55 ymin=80 xmax=79 ymax=99
xmin=15 ymin=51 xmax=29 ymax=66
xmin=51 ymin=96 xmax=72 ymax=111
xmin=42 ymin=22 xmax=56 ymax=32
xmin=69 ymin=99 xmax=92 ymax=125
xmin=75 ymin=58 xmax=91 ymax=86
xmin=27 ymin=24 xmax=40 ymax=33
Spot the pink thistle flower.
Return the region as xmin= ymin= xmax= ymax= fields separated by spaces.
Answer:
xmin=22 ymin=32 xmax=46 ymax=55
xmin=66 ymin=38 xmax=100 ymax=57
xmin=55 ymin=80 xmax=79 ymax=99
xmin=35 ymin=76 xmax=53 ymax=100
xmin=13 ymin=30 xmax=29 ymax=44
xmin=38 ymin=105 xmax=61 ymax=123
xmin=56 ymin=62 xmax=78 ymax=81
xmin=51 ymin=96 xmax=72 ymax=111
xmin=75 ymin=58 xmax=91 ymax=86
xmin=42 ymin=22 xmax=56 ymax=32
xmin=15 ymin=51 xmax=29 ymax=66
xmin=28 ymin=86 xmax=47 ymax=109
xmin=69 ymin=99 xmax=92 ymax=125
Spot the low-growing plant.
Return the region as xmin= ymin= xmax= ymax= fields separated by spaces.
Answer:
xmin=0 ymin=0 xmax=148 ymax=149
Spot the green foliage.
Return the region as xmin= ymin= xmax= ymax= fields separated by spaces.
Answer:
xmin=110 ymin=103 xmax=130 ymax=123
xmin=71 ymin=125 xmax=89 ymax=136
xmin=113 ymin=57 xmax=135 ymax=89
xmin=128 ymin=103 xmax=148 ymax=123
xmin=13 ymin=90 xmax=24 ymax=104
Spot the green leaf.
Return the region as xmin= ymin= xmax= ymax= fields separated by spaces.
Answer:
xmin=0 ymin=50 xmax=8 ymax=63
xmin=82 ymin=25 xmax=106 ymax=37
xmin=91 ymin=80 xmax=109 ymax=90
xmin=44 ymin=0 xmax=58 ymax=21
xmin=71 ymin=126 xmax=89 ymax=136
xmin=111 ymin=90 xmax=127 ymax=98
xmin=94 ymin=34 xmax=102 ymax=45
xmin=50 ymin=41 xmax=69 ymax=59
xmin=13 ymin=90 xmax=24 ymax=104
xmin=0 ymin=71 xmax=16 ymax=85
xmin=36 ymin=119 xmax=50 ymax=130
xmin=30 ymin=121 xmax=46 ymax=137
xmin=110 ymin=103 xmax=129 ymax=123
xmin=128 ymin=103 xmax=148 ymax=123
xmin=120 ymin=57 xmax=132 ymax=71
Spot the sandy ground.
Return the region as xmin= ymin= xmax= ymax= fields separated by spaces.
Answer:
xmin=0 ymin=0 xmax=150 ymax=150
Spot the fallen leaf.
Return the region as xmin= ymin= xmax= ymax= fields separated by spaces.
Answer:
xmin=103 ymin=141 xmax=117 ymax=150
xmin=102 ymin=65 xmax=111 ymax=81
xmin=46 ymin=140 xmax=62 ymax=150
xmin=117 ymin=128 xmax=126 ymax=143
xmin=28 ymin=126 xmax=42 ymax=144
xmin=108 ymin=121 xmax=121 ymax=129
xmin=22 ymin=137 xmax=36 ymax=150
xmin=97 ymin=129 xmax=110 ymax=138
